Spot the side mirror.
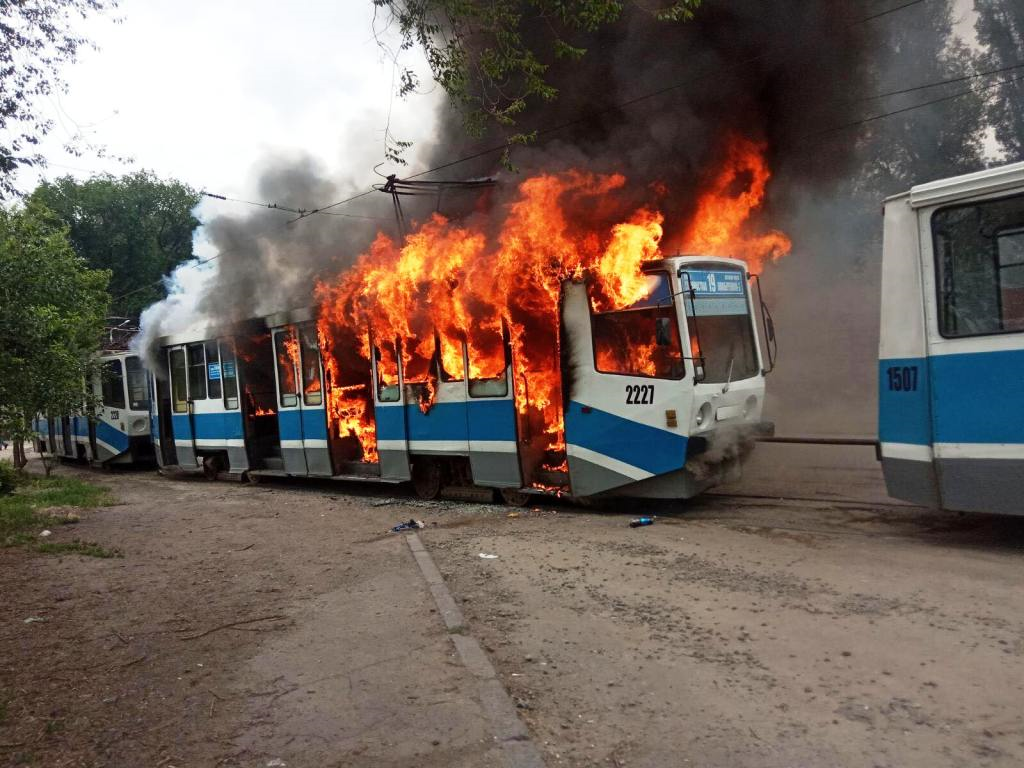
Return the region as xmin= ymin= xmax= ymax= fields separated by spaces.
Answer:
xmin=655 ymin=316 xmax=672 ymax=347
xmin=766 ymin=315 xmax=775 ymax=342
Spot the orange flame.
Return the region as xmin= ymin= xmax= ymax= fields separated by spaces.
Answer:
xmin=679 ymin=135 xmax=792 ymax=272
xmin=314 ymin=134 xmax=788 ymax=475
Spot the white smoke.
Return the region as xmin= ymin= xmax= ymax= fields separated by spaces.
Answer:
xmin=133 ymin=254 xmax=218 ymax=373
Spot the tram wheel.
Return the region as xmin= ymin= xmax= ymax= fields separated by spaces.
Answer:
xmin=412 ymin=458 xmax=442 ymax=500
xmin=202 ymin=454 xmax=223 ymax=481
xmin=499 ymin=488 xmax=530 ymax=507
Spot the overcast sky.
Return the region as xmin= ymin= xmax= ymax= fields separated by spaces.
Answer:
xmin=20 ymin=0 xmax=444 ymax=226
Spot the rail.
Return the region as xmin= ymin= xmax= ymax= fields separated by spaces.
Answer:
xmin=759 ymin=435 xmax=879 ymax=446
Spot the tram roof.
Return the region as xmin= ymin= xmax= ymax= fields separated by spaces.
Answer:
xmin=896 ymin=160 xmax=1024 ymax=209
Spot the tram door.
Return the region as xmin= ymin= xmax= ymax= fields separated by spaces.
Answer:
xmin=373 ymin=342 xmax=412 ymax=481
xmin=167 ymin=346 xmax=197 ymax=467
xmin=560 ymin=279 xmax=691 ymax=497
xmin=465 ymin=342 xmax=522 ymax=488
xmin=154 ymin=373 xmax=177 ymax=466
xmin=272 ymin=326 xmax=309 ymax=475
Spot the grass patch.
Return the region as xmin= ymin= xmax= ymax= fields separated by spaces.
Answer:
xmin=35 ymin=540 xmax=122 ymax=558
xmin=0 ymin=473 xmax=115 ymax=556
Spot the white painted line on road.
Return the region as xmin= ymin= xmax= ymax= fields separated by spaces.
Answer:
xmin=406 ymin=533 xmax=545 ymax=768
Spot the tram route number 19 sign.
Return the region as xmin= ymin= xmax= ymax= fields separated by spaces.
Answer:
xmin=682 ymin=269 xmax=745 ymax=296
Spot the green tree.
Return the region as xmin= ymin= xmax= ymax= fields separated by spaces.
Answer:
xmin=0 ymin=200 xmax=110 ymax=470
xmin=30 ymin=171 xmax=201 ymax=318
xmin=0 ymin=0 xmax=119 ymax=199
xmin=974 ymin=0 xmax=1024 ymax=161
xmin=375 ymin=0 xmax=701 ymax=151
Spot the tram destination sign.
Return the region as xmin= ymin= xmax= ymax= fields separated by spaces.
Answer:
xmin=680 ymin=269 xmax=745 ymax=297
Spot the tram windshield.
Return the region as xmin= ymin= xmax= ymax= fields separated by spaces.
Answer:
xmin=681 ymin=268 xmax=760 ymax=384
xmin=590 ymin=272 xmax=685 ymax=380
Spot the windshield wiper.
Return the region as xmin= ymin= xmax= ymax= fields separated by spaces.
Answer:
xmin=722 ymin=355 xmax=735 ymax=394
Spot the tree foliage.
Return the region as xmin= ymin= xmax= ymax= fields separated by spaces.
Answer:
xmin=974 ymin=0 xmax=1024 ymax=162
xmin=374 ymin=0 xmax=701 ymax=146
xmin=856 ymin=0 xmax=987 ymax=197
xmin=30 ymin=171 xmax=201 ymax=318
xmin=0 ymin=0 xmax=119 ymax=199
xmin=0 ymin=200 xmax=110 ymax=449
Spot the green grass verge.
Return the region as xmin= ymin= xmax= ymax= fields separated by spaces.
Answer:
xmin=0 ymin=473 xmax=120 ymax=557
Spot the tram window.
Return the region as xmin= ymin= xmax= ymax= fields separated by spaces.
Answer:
xmin=299 ymin=325 xmax=323 ymax=406
xmin=997 ymin=229 xmax=1024 ymax=331
xmin=205 ymin=341 xmax=222 ymax=400
xmin=934 ymin=194 xmax=1024 ymax=337
xmin=590 ymin=272 xmax=685 ymax=380
xmin=437 ymin=335 xmax=465 ymax=382
xmin=170 ymin=349 xmax=188 ymax=413
xmin=100 ymin=359 xmax=126 ymax=409
xmin=219 ymin=341 xmax=239 ymax=410
xmin=187 ymin=343 xmax=207 ymax=400
xmin=125 ymin=356 xmax=150 ymax=411
xmin=467 ymin=340 xmax=509 ymax=398
xmin=274 ymin=329 xmax=299 ymax=407
xmin=375 ymin=343 xmax=400 ymax=402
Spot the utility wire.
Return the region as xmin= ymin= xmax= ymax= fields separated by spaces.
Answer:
xmin=286 ymin=188 xmax=378 ymax=223
xmin=854 ymin=0 xmax=930 ymax=24
xmin=201 ymin=191 xmax=386 ymax=221
xmin=293 ymin=0 xmax=942 ymax=220
xmin=415 ymin=59 xmax=1023 ymax=181
xmin=857 ymin=60 xmax=1024 ymax=101
xmin=108 ymin=250 xmax=232 ymax=306
xmin=804 ymin=71 xmax=1024 ymax=138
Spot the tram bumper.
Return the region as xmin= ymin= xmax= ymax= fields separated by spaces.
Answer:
xmin=604 ymin=420 xmax=772 ymax=500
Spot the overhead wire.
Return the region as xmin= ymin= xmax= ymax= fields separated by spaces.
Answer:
xmin=804 ymin=71 xmax=1024 ymax=138
xmin=200 ymin=191 xmax=386 ymax=220
xmin=853 ymin=0 xmax=930 ymax=24
xmin=108 ymin=249 xmax=234 ymax=306
xmin=291 ymin=0 xmax=952 ymax=220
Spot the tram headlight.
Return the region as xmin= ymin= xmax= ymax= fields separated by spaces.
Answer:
xmin=131 ymin=418 xmax=147 ymax=433
xmin=743 ymin=395 xmax=758 ymax=418
xmin=695 ymin=401 xmax=712 ymax=428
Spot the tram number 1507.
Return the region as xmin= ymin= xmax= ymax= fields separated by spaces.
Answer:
xmin=886 ymin=365 xmax=919 ymax=392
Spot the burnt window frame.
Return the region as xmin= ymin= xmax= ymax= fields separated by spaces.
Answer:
xmin=298 ymin=323 xmax=323 ymax=407
xmin=374 ymin=341 xmax=401 ymax=403
xmin=932 ymin=191 xmax=1024 ymax=339
xmin=467 ymin=327 xmax=512 ymax=399
xmin=273 ymin=327 xmax=300 ymax=408
xmin=587 ymin=269 xmax=685 ymax=381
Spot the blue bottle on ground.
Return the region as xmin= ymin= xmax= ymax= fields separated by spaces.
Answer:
xmin=629 ymin=517 xmax=654 ymax=528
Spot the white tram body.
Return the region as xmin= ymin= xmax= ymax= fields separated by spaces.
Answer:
xmin=152 ymin=254 xmax=774 ymax=500
xmin=879 ymin=160 xmax=1024 ymax=514
xmin=32 ymin=350 xmax=154 ymax=465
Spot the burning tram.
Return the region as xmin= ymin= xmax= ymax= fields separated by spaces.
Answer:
xmin=152 ymin=254 xmax=775 ymax=501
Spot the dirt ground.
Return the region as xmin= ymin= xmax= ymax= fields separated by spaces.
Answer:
xmin=2 ymin=443 xmax=1023 ymax=767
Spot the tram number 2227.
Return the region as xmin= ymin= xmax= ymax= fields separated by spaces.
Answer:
xmin=625 ymin=384 xmax=654 ymax=404
xmin=886 ymin=365 xmax=919 ymax=392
